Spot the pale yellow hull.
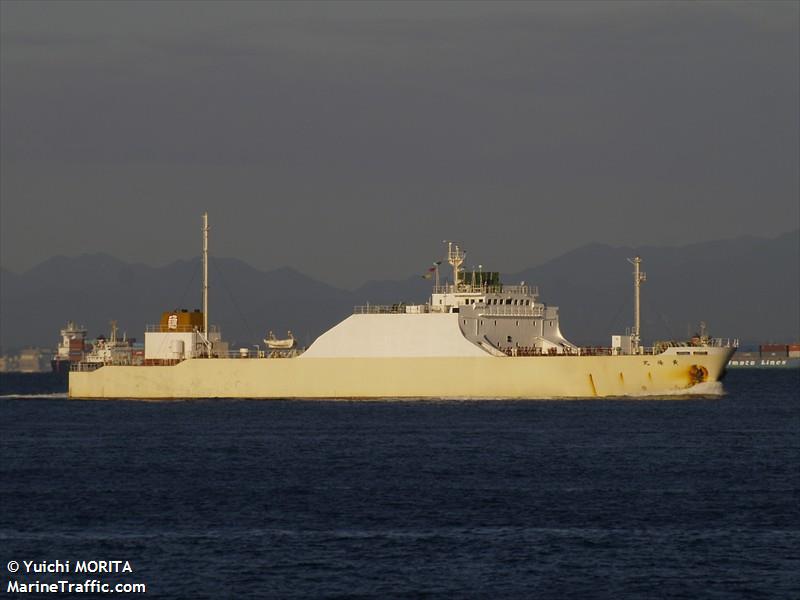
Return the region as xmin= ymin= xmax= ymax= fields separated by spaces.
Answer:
xmin=69 ymin=348 xmax=734 ymax=399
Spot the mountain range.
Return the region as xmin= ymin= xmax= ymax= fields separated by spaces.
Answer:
xmin=1 ymin=230 xmax=797 ymax=352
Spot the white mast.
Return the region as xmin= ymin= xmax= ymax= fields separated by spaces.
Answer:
xmin=627 ymin=256 xmax=646 ymax=353
xmin=202 ymin=212 xmax=209 ymax=336
xmin=447 ymin=242 xmax=465 ymax=292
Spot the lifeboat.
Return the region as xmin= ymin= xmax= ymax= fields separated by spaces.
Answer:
xmin=264 ymin=330 xmax=296 ymax=350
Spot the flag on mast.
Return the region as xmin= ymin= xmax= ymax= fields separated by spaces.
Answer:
xmin=422 ymin=261 xmax=442 ymax=279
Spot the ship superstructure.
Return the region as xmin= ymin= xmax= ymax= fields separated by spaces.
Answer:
xmin=69 ymin=216 xmax=737 ymax=399
xmin=52 ymin=321 xmax=88 ymax=373
xmin=83 ymin=321 xmax=142 ymax=367
xmin=302 ymin=242 xmax=578 ymax=359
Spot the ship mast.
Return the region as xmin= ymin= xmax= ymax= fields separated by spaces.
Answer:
xmin=627 ymin=256 xmax=646 ymax=353
xmin=203 ymin=212 xmax=209 ymax=336
xmin=447 ymin=242 xmax=465 ymax=292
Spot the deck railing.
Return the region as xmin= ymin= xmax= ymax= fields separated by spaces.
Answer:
xmin=432 ymin=284 xmax=538 ymax=296
xmin=353 ymin=304 xmax=431 ymax=314
xmin=145 ymin=324 xmax=222 ymax=333
xmin=477 ymin=305 xmax=545 ymax=318
xmin=497 ymin=342 xmax=738 ymax=357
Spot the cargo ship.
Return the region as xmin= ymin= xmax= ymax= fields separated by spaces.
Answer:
xmin=52 ymin=321 xmax=88 ymax=373
xmin=728 ymin=344 xmax=800 ymax=369
xmin=52 ymin=320 xmax=141 ymax=372
xmin=82 ymin=320 xmax=143 ymax=366
xmin=69 ymin=215 xmax=737 ymax=399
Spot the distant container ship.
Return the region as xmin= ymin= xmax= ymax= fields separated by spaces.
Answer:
xmin=728 ymin=344 xmax=800 ymax=369
xmin=52 ymin=320 xmax=142 ymax=372
xmin=51 ymin=321 xmax=88 ymax=373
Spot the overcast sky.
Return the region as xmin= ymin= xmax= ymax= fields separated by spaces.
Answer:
xmin=1 ymin=1 xmax=797 ymax=288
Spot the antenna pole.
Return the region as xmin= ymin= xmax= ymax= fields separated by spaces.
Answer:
xmin=627 ymin=256 xmax=646 ymax=353
xmin=203 ymin=212 xmax=209 ymax=336
xmin=447 ymin=242 xmax=465 ymax=292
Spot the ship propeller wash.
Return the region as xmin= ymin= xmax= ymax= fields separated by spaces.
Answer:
xmin=69 ymin=215 xmax=737 ymax=399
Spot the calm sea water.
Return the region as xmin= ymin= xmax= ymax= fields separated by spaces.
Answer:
xmin=1 ymin=370 xmax=798 ymax=599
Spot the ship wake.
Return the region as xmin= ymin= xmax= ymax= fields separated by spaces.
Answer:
xmin=0 ymin=392 xmax=68 ymax=400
